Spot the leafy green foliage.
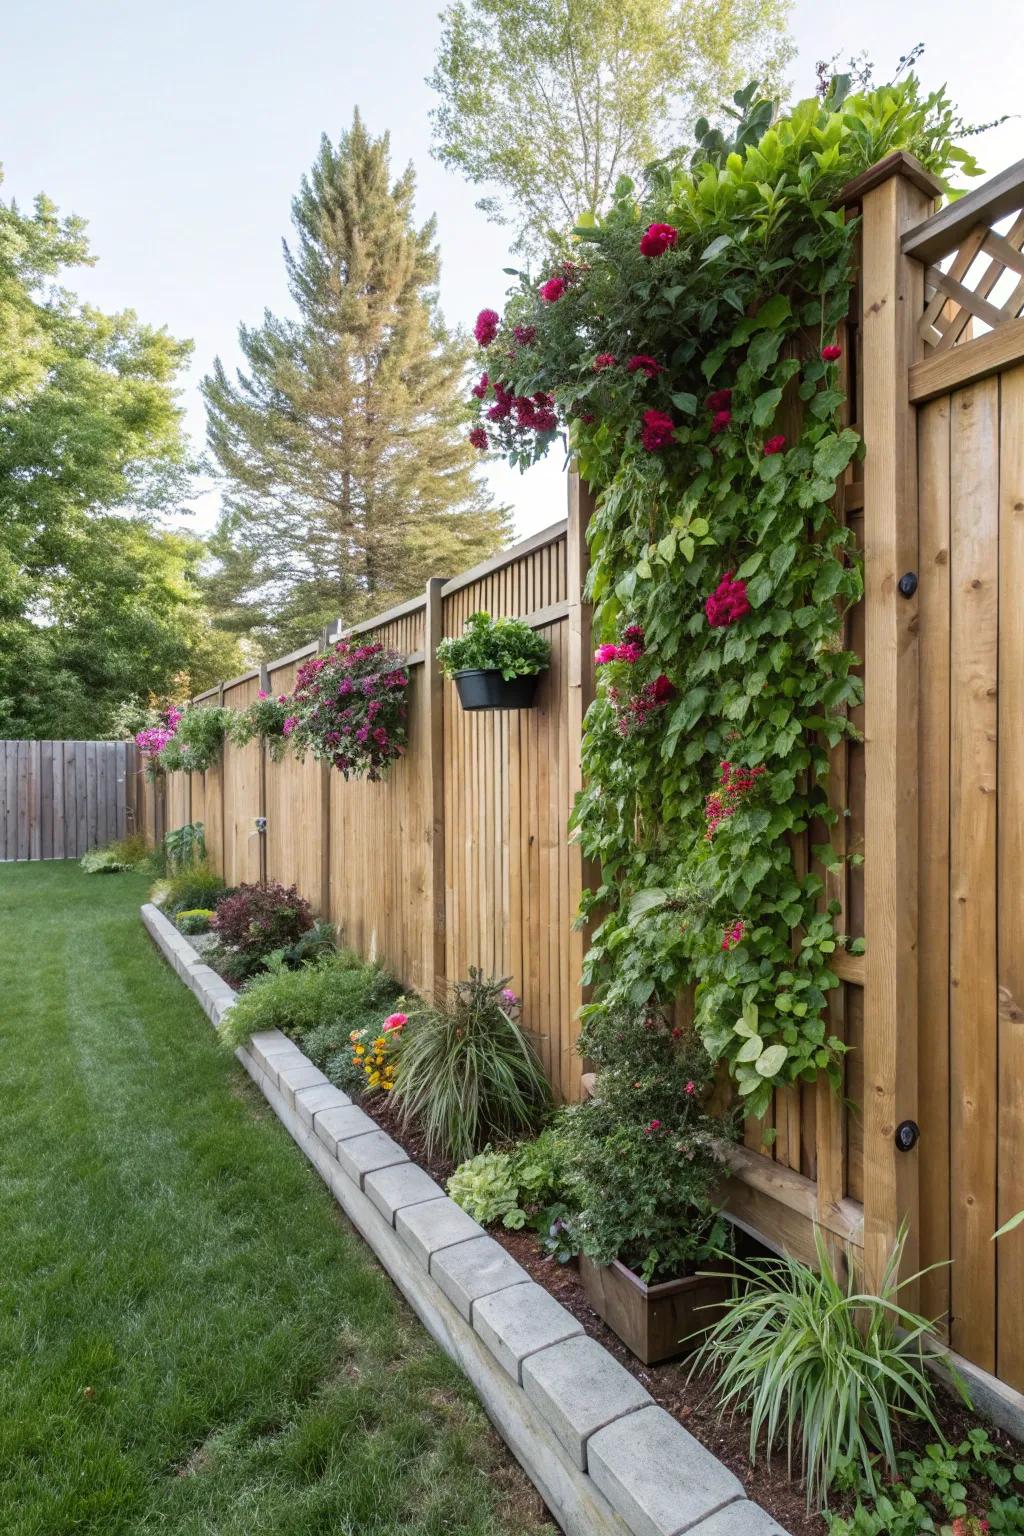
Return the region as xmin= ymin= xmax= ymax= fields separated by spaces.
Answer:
xmin=175 ymin=908 xmax=214 ymax=935
xmin=164 ymin=821 xmax=206 ymax=870
xmin=80 ymin=835 xmax=150 ymax=875
xmin=559 ymin=1008 xmax=729 ymax=1281
xmin=691 ymin=1227 xmax=960 ymax=1510
xmin=158 ymin=707 xmax=229 ymax=774
xmin=428 ymin=0 xmax=792 ymax=255
xmin=219 ymin=948 xmax=402 ymax=1060
xmin=436 ymin=611 xmax=551 ymax=680
xmin=226 ymin=693 xmax=290 ymax=760
xmin=468 ymin=75 xmax=981 ymax=1112
xmin=447 ymin=1151 xmax=525 ymax=1227
xmin=154 ymin=862 xmax=228 ymax=917
xmin=448 ymin=1128 xmax=567 ymax=1231
xmin=392 ymin=970 xmax=551 ymax=1164
xmin=826 ymin=1427 xmax=1024 ymax=1534
xmin=202 ymin=112 xmax=510 ymax=657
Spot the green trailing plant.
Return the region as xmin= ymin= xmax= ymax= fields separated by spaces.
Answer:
xmin=392 ymin=970 xmax=550 ymax=1164
xmin=825 ymin=1427 xmax=1024 ymax=1535
xmin=690 ymin=1226 xmax=962 ymax=1511
xmin=465 ymin=74 xmax=983 ymax=1115
xmin=154 ymin=861 xmax=228 ymax=916
xmin=226 ymin=692 xmax=291 ymax=761
xmin=436 ymin=611 xmax=550 ymax=680
xmin=164 ymin=821 xmax=206 ymax=870
xmin=80 ymin=835 xmax=149 ymax=874
xmin=176 ymin=908 xmax=215 ymax=935
xmin=159 ymin=706 xmax=229 ymax=773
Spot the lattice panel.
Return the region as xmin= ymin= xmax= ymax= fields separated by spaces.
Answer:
xmin=920 ymin=211 xmax=1024 ymax=351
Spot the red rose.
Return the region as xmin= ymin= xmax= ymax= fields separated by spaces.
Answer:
xmin=822 ymin=344 xmax=843 ymax=362
xmin=626 ymin=354 xmax=663 ymax=378
xmin=539 ymin=276 xmax=566 ymax=302
xmin=706 ymin=571 xmax=750 ymax=628
xmin=706 ymin=388 xmax=732 ymax=411
xmin=640 ymin=408 xmax=675 ymax=452
xmin=763 ymin=435 xmax=786 ymax=455
xmin=652 ymin=673 xmax=674 ymax=702
xmin=593 ymin=352 xmax=616 ymax=370
xmin=710 ymin=409 xmax=732 ymax=435
xmin=474 ymin=309 xmax=500 ymax=347
xmin=469 ymin=426 xmax=488 ymax=450
xmin=639 ymin=222 xmax=678 ymax=258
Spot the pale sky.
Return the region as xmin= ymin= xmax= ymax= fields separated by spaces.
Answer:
xmin=2 ymin=0 xmax=1022 ymax=543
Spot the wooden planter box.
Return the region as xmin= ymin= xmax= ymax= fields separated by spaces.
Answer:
xmin=579 ymin=1254 xmax=731 ymax=1365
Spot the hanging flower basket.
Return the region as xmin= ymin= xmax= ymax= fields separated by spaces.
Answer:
xmin=437 ymin=611 xmax=549 ymax=712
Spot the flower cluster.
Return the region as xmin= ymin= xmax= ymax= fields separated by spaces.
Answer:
xmin=705 ymin=572 xmax=750 ymax=627
xmin=614 ymin=674 xmax=674 ymax=735
xmin=721 ymin=920 xmax=746 ymax=952
xmin=471 ymin=376 xmax=559 ymax=456
xmin=135 ymin=706 xmax=182 ymax=773
xmin=350 ymin=1010 xmax=407 ymax=1093
xmin=640 ymin=408 xmax=675 ymax=452
xmin=639 ymin=222 xmax=678 ymax=258
xmin=705 ymin=762 xmax=766 ymax=840
xmin=287 ymin=640 xmax=409 ymax=780
xmin=474 ymin=308 xmax=500 ymax=347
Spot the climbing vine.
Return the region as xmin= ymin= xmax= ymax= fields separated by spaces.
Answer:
xmin=467 ymin=76 xmax=979 ymax=1115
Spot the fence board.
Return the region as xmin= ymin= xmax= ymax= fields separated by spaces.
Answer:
xmin=0 ymin=740 xmax=136 ymax=860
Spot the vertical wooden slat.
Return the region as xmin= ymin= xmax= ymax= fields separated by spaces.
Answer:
xmin=52 ymin=741 xmax=65 ymax=859
xmin=565 ymin=471 xmax=595 ymax=1101
xmin=423 ymin=577 xmax=447 ymax=1000
xmin=860 ymin=163 xmax=938 ymax=1298
xmin=998 ymin=363 xmax=1024 ymax=1390
xmin=85 ymin=740 xmax=98 ymax=852
xmin=17 ymin=741 xmax=30 ymax=860
xmin=948 ymin=376 xmax=999 ymax=1370
xmin=917 ymin=393 xmax=953 ymax=1335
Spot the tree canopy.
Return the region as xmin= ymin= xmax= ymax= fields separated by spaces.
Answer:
xmin=0 ymin=170 xmax=238 ymax=739
xmin=202 ymin=112 xmax=511 ymax=656
xmin=428 ymin=0 xmax=794 ymax=255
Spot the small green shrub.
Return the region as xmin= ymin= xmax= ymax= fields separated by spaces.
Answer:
xmin=218 ymin=949 xmax=401 ymax=1056
xmin=691 ymin=1226 xmax=961 ymax=1512
xmin=80 ymin=834 xmax=150 ymax=874
xmin=211 ymin=881 xmax=313 ymax=956
xmin=436 ymin=611 xmax=550 ymax=680
xmin=176 ymin=908 xmax=214 ymax=935
xmin=164 ymin=821 xmax=206 ymax=870
xmin=392 ymin=970 xmax=550 ymax=1164
xmin=825 ymin=1426 xmax=1024 ymax=1534
xmin=154 ymin=862 xmax=229 ymax=915
xmin=448 ymin=1151 xmax=524 ymax=1227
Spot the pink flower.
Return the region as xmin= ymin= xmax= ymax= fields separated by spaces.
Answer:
xmin=639 ymin=222 xmax=678 ymax=258
xmin=501 ymin=988 xmax=519 ymax=1007
xmin=471 ymin=371 xmax=489 ymax=399
xmin=684 ymin=1081 xmax=696 ymax=1096
xmin=763 ymin=434 xmax=786 ymax=455
xmin=622 ymin=624 xmax=645 ymax=647
xmin=710 ymin=409 xmax=732 ymax=435
xmin=474 ymin=309 xmax=500 ymax=346
xmin=593 ymin=352 xmax=616 ymax=370
xmin=706 ymin=388 xmax=732 ymax=412
xmin=282 ymin=716 xmax=298 ymax=737
xmin=594 ymin=643 xmax=620 ymax=665
xmin=651 ymin=673 xmax=674 ymax=703
xmin=513 ymin=324 xmax=537 ymax=345
xmin=721 ymin=920 xmax=746 ymax=951
xmin=643 ymin=1119 xmax=663 ymax=1134
xmin=640 ymin=408 xmax=675 ymax=452
xmin=383 ymin=1011 xmax=408 ymax=1032
xmin=539 ymin=276 xmax=566 ymax=303
xmin=469 ymin=426 xmax=488 ymax=450
xmin=705 ymin=571 xmax=750 ymax=628
xmin=626 ymin=354 xmax=663 ymax=378
xmin=257 ymin=689 xmax=268 ymax=700
xmin=822 ymin=344 xmax=843 ymax=362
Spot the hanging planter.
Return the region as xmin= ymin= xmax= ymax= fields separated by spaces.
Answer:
xmin=437 ymin=611 xmax=549 ymax=713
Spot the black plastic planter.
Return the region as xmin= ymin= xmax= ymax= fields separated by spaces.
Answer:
xmin=453 ymin=668 xmax=541 ymax=711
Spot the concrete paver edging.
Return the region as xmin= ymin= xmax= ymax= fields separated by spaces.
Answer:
xmin=141 ymin=902 xmax=790 ymax=1536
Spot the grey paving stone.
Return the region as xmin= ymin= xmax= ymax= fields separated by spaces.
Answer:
xmin=275 ymin=1061 xmax=330 ymax=1108
xmin=521 ymin=1333 xmax=650 ymax=1471
xmin=430 ymin=1235 xmax=530 ymax=1323
xmin=587 ymin=1404 xmax=745 ymax=1536
xmin=395 ymin=1196 xmax=484 ymax=1270
xmin=689 ymin=1502 xmax=787 ymax=1535
xmin=250 ymin=1029 xmax=292 ymax=1054
xmin=313 ymin=1104 xmax=378 ymax=1157
xmin=335 ymin=1128 xmax=409 ymax=1187
xmin=473 ymin=1280 xmax=584 ymax=1384
xmin=259 ymin=1046 xmax=307 ymax=1085
xmin=363 ymin=1163 xmax=444 ymax=1225
xmin=294 ymin=1083 xmax=351 ymax=1129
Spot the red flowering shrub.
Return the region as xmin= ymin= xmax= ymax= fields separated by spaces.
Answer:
xmin=474 ymin=309 xmax=499 ymax=346
xmin=212 ymin=881 xmax=314 ymax=956
xmin=710 ymin=409 xmax=732 ymax=435
xmin=539 ymin=276 xmax=566 ymax=302
xmin=513 ymin=324 xmax=537 ymax=345
xmin=469 ymin=425 xmax=489 ymax=450
xmin=288 ymin=640 xmax=409 ymax=780
xmin=763 ymin=434 xmax=786 ymax=455
xmin=640 ymin=408 xmax=675 ymax=451
xmin=704 ymin=761 xmax=766 ymax=839
xmin=705 ymin=571 xmax=750 ymax=627
xmin=626 ymin=354 xmax=663 ymax=378
xmin=705 ymin=388 xmax=732 ymax=412
xmin=593 ymin=352 xmax=616 ymax=370
xmin=639 ymin=222 xmax=678 ymax=258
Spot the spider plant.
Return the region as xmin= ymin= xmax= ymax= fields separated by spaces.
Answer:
xmin=689 ymin=1225 xmax=962 ymax=1512
xmin=392 ymin=969 xmax=550 ymax=1163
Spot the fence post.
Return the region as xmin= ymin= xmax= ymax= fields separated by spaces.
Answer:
xmin=318 ymin=628 xmax=333 ymax=920
xmin=423 ymin=578 xmax=447 ymax=1001
xmin=565 ymin=468 xmax=596 ymax=1100
xmin=858 ymin=154 xmax=941 ymax=1299
xmin=258 ymin=662 xmax=270 ymax=883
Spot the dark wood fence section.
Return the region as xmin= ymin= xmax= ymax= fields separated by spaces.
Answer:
xmin=0 ymin=739 xmax=139 ymax=861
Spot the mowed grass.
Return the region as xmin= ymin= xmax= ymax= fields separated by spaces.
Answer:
xmin=0 ymin=861 xmax=550 ymax=1536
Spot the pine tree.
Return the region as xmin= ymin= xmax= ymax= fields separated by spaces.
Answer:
xmin=203 ymin=112 xmax=511 ymax=655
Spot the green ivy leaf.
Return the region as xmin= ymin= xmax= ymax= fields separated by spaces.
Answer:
xmin=756 ymin=1043 xmax=789 ymax=1077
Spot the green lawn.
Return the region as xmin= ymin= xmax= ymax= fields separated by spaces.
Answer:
xmin=0 ymin=861 xmax=549 ymax=1536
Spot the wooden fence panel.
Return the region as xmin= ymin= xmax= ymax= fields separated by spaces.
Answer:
xmin=222 ymin=675 xmax=262 ymax=886
xmin=0 ymin=740 xmax=137 ymax=860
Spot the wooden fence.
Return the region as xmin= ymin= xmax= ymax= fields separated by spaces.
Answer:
xmin=160 ymin=154 xmax=1024 ymax=1400
xmin=0 ymin=739 xmax=141 ymax=861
